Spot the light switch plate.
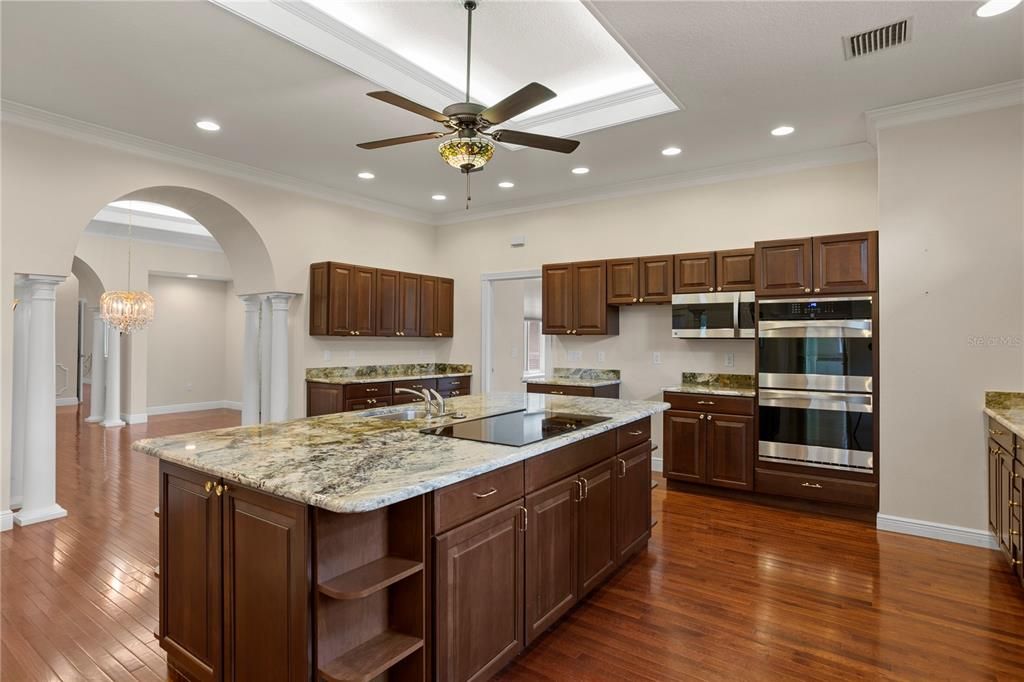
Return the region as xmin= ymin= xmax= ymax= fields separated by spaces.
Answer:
xmin=725 ymin=352 xmax=735 ymax=368
xmin=323 ymin=350 xmax=332 ymax=362
xmin=652 ymin=351 xmax=662 ymax=365
xmin=597 ymin=351 xmax=606 ymax=363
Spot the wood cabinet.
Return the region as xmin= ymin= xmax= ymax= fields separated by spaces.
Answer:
xmin=306 ymin=377 xmax=471 ymax=417
xmin=524 ymin=477 xmax=578 ymax=644
xmin=755 ymin=231 xmax=877 ymax=296
xmin=673 ymin=251 xmax=716 ymax=294
xmin=639 ymin=255 xmax=673 ymax=303
xmin=715 ymin=248 xmax=756 ymax=292
xmin=615 ymin=443 xmax=652 ymax=562
xmin=605 ymin=256 xmax=672 ymax=304
xmin=159 ymin=461 xmax=310 ymax=682
xmin=435 ymin=500 xmax=526 ymax=682
xmin=577 ymin=457 xmax=617 ymax=596
xmin=986 ymin=415 xmax=1024 ymax=590
xmin=606 ymin=258 xmax=639 ymax=305
xmin=663 ymin=394 xmax=755 ymax=491
xmin=526 ymin=382 xmax=620 ymax=399
xmin=542 ymin=261 xmax=618 ymax=335
xmin=309 ymin=262 xmax=453 ymax=337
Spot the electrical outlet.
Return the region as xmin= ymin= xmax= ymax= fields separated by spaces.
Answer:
xmin=323 ymin=350 xmax=332 ymax=362
xmin=568 ymin=350 xmax=583 ymax=362
xmin=652 ymin=351 xmax=662 ymax=365
xmin=597 ymin=351 xmax=606 ymax=363
xmin=725 ymin=352 xmax=735 ymax=368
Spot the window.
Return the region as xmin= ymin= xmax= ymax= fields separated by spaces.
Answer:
xmin=523 ymin=319 xmax=545 ymax=379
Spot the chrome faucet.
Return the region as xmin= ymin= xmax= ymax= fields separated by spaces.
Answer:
xmin=394 ymin=387 xmax=446 ymax=418
xmin=428 ymin=388 xmax=445 ymax=417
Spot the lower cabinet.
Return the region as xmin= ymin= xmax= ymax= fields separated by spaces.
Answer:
xmin=986 ymin=417 xmax=1024 ymax=589
xmin=524 ymin=477 xmax=578 ymax=643
xmin=435 ymin=500 xmax=526 ymax=682
xmin=159 ymin=461 xmax=310 ymax=682
xmin=616 ymin=442 xmax=653 ymax=562
xmin=663 ymin=394 xmax=754 ymax=491
xmin=577 ymin=457 xmax=617 ymax=596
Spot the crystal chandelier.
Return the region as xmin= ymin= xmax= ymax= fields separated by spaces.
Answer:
xmin=438 ymin=136 xmax=494 ymax=172
xmin=101 ymin=202 xmax=155 ymax=333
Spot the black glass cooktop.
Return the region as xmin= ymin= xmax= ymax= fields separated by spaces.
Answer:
xmin=423 ymin=410 xmax=609 ymax=447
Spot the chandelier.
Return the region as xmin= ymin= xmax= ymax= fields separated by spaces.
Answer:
xmin=101 ymin=202 xmax=155 ymax=333
xmin=438 ymin=136 xmax=494 ymax=172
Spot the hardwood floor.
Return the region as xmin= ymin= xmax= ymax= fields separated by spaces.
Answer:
xmin=3 ymin=400 xmax=1024 ymax=680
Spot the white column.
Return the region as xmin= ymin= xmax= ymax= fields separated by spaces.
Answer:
xmin=10 ymin=279 xmax=31 ymax=508
xmin=268 ymin=293 xmax=295 ymax=422
xmin=101 ymin=324 xmax=125 ymax=427
xmin=85 ymin=307 xmax=106 ymax=423
xmin=14 ymin=274 xmax=68 ymax=526
xmin=240 ymin=294 xmax=261 ymax=425
xmin=259 ymin=296 xmax=273 ymax=423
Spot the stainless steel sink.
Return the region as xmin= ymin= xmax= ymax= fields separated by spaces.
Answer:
xmin=373 ymin=409 xmax=430 ymax=421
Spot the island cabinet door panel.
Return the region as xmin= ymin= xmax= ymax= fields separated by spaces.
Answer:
xmin=1000 ymin=450 xmax=1013 ymax=555
xmin=673 ymin=251 xmax=715 ymax=294
xmin=376 ymin=269 xmax=401 ymax=337
xmin=222 ymin=485 xmax=309 ymax=682
xmin=615 ymin=443 xmax=652 ymax=563
xmin=755 ymin=238 xmax=813 ymax=296
xmin=715 ymin=248 xmax=756 ymax=292
xmin=437 ymin=277 xmax=455 ymax=337
xmin=663 ymin=411 xmax=705 ymax=483
xmin=399 ymin=272 xmax=421 ymax=336
xmin=159 ymin=462 xmax=222 ymax=682
xmin=812 ymin=232 xmax=877 ymax=294
xmin=706 ymin=414 xmax=754 ymax=490
xmin=639 ymin=255 xmax=674 ymax=303
xmin=419 ymin=276 xmax=438 ymax=337
xmin=542 ymin=264 xmax=573 ymax=335
xmin=435 ymin=500 xmax=525 ymax=682
xmin=606 ymin=258 xmax=639 ymax=305
xmin=577 ymin=457 xmax=617 ymax=596
xmin=524 ymin=477 xmax=579 ymax=644
xmin=989 ymin=442 xmax=1001 ymax=535
xmin=573 ymin=260 xmax=609 ymax=335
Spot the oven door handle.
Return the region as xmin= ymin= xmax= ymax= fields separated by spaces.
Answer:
xmin=758 ymin=389 xmax=873 ymax=413
xmin=757 ymin=319 xmax=872 ymax=338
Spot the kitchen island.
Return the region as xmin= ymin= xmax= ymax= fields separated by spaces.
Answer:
xmin=134 ymin=392 xmax=668 ymax=682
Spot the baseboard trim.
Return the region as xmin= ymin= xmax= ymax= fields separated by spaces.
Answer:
xmin=651 ymin=456 xmax=663 ymax=473
xmin=56 ymin=396 xmax=80 ymax=406
xmin=876 ymin=513 xmax=998 ymax=549
xmin=147 ymin=400 xmax=243 ymax=416
xmin=0 ymin=510 xmax=13 ymax=532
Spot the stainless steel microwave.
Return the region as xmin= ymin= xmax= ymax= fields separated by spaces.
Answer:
xmin=671 ymin=292 xmax=754 ymax=339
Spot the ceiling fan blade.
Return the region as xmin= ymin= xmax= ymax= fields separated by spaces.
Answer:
xmin=480 ymin=83 xmax=556 ymax=125
xmin=490 ymin=129 xmax=580 ymax=154
xmin=366 ymin=91 xmax=449 ymax=123
xmin=357 ymin=131 xmax=450 ymax=150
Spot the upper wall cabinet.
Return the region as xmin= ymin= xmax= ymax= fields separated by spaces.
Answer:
xmin=543 ymin=261 xmax=619 ymax=336
xmin=309 ymin=262 xmax=453 ymax=337
xmin=755 ymin=231 xmax=877 ymax=296
xmin=714 ymin=249 xmax=756 ymax=292
xmin=673 ymin=252 xmax=716 ymax=294
xmin=605 ymin=256 xmax=673 ymax=304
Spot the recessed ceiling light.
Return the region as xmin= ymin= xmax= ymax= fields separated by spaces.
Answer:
xmin=431 ymin=194 xmax=447 ymax=201
xmin=571 ymin=167 xmax=590 ymax=175
xmin=195 ymin=120 xmax=220 ymax=132
xmin=498 ymin=181 xmax=515 ymax=189
xmin=977 ymin=0 xmax=1022 ymax=16
xmin=186 ymin=274 xmax=199 ymax=279
xmin=771 ymin=125 xmax=795 ymax=137
xmin=661 ymin=146 xmax=682 ymax=156
xmin=357 ymin=171 xmax=375 ymax=180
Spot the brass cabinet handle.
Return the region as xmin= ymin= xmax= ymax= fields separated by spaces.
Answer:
xmin=550 ymin=390 xmax=564 ymax=395
xmin=520 ymin=506 xmax=528 ymax=533
xmin=574 ymin=479 xmax=583 ymax=502
xmin=204 ymin=481 xmax=214 ymax=493
xmin=628 ymin=430 xmax=643 ymax=436
xmin=814 ymin=288 xmax=821 ymax=293
xmin=215 ymin=483 xmax=227 ymax=496
xmin=580 ymin=477 xmax=589 ymax=499
xmin=717 ymin=286 xmax=722 ymax=291
xmin=707 ymin=414 xmax=713 ymax=421
xmin=1012 ymin=559 xmax=1022 ymax=566
xmin=354 ymin=331 xmax=360 ymax=336
xmin=990 ymin=428 xmax=1007 ymax=436
xmin=619 ymin=458 xmax=627 ymax=478
xmin=707 ymin=287 xmax=713 ymax=292
xmin=452 ymin=390 xmax=460 ymax=396
xmin=697 ymin=400 xmax=715 ymax=405
xmin=801 ymin=482 xmax=823 ymax=489
xmin=1012 ymin=530 xmax=1021 ymax=536
xmin=1011 ymin=501 xmax=1020 ymax=508
xmin=639 ymin=297 xmax=645 ymax=302
xmin=473 ymin=488 xmax=497 ymax=499
xmin=365 ymin=388 xmax=378 ymax=392
xmin=699 ymin=414 xmax=705 ymax=420
xmin=804 ymin=288 xmax=811 ymax=293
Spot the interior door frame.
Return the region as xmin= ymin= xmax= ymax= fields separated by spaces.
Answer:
xmin=480 ymin=269 xmax=542 ymax=394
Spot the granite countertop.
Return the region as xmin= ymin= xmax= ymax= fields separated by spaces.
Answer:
xmin=309 ymin=372 xmax=472 ymax=386
xmin=985 ymin=391 xmax=1024 ymax=440
xmin=305 ymin=362 xmax=472 ymax=386
xmin=133 ymin=393 xmax=669 ymax=514
xmin=662 ymin=372 xmax=756 ymax=398
xmin=525 ymin=367 xmax=621 ymax=388
xmin=662 ymin=383 xmax=757 ymax=398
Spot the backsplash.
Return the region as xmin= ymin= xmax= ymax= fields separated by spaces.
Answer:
xmin=306 ymin=363 xmax=472 ymax=381
xmin=552 ymin=367 xmax=621 ymax=382
xmin=986 ymin=391 xmax=1024 ymax=410
xmin=679 ymin=372 xmax=755 ymax=389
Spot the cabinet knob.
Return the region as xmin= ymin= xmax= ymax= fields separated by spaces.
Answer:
xmin=355 ymin=331 xmax=361 ymax=336
xmin=204 ymin=481 xmax=214 ymax=493
xmin=717 ymin=286 xmax=722 ymax=292
xmin=699 ymin=414 xmax=705 ymax=420
xmin=215 ymin=483 xmax=227 ymax=497
xmin=632 ymin=297 xmax=638 ymax=303
xmin=639 ymin=297 xmax=645 ymax=303
xmin=708 ymin=287 xmax=713 ymax=292
xmin=707 ymin=414 xmax=713 ymax=420
xmin=804 ymin=288 xmax=811 ymax=293
xmin=349 ymin=331 xmax=355 ymax=336
xmin=814 ymin=288 xmax=821 ymax=293
xmin=1012 ymin=559 xmax=1023 ymax=567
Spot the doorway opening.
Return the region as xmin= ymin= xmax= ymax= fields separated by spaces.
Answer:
xmin=480 ymin=270 xmax=547 ymax=393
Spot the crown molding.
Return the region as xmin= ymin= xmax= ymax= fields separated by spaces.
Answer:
xmin=434 ymin=142 xmax=878 ymax=226
xmin=865 ymin=79 xmax=1024 ymax=146
xmin=0 ymin=99 xmax=434 ymax=225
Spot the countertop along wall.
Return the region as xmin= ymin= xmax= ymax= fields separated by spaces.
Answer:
xmin=436 ymin=160 xmax=880 ymax=468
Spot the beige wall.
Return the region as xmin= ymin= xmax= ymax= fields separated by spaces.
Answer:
xmin=54 ymin=275 xmax=80 ymax=401
xmin=437 ymin=160 xmax=880 ymax=466
xmin=877 ymin=105 xmax=1024 ymax=531
xmin=491 ymin=279 xmax=528 ymax=393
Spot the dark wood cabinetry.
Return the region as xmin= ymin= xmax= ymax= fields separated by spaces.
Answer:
xmin=663 ymin=393 xmax=754 ymax=491
xmin=526 ymin=382 xmax=620 ymax=399
xmin=524 ymin=478 xmax=578 ymax=644
xmin=542 ymin=261 xmax=618 ymax=336
xmin=988 ymin=417 xmax=1023 ymax=587
xmin=615 ymin=442 xmax=653 ymax=562
xmin=639 ymin=255 xmax=673 ymax=303
xmin=673 ymin=251 xmax=716 ymax=294
xmin=577 ymin=457 xmax=617 ymax=596
xmin=755 ymin=232 xmax=877 ymax=296
xmin=309 ymin=262 xmax=453 ymax=338
xmin=159 ymin=461 xmax=310 ymax=682
xmin=306 ymin=376 xmax=472 ymax=416
xmin=606 ymin=258 xmax=639 ymax=305
xmin=715 ymin=248 xmax=756 ymax=291
xmin=605 ymin=256 xmax=672 ymax=304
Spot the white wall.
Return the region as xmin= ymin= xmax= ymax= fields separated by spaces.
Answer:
xmin=54 ymin=275 xmax=80 ymax=402
xmin=491 ymin=279 xmax=528 ymax=393
xmin=877 ymin=105 xmax=1024 ymax=532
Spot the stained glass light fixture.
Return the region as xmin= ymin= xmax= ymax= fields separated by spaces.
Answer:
xmin=101 ymin=203 xmax=155 ymax=333
xmin=438 ymin=136 xmax=494 ymax=172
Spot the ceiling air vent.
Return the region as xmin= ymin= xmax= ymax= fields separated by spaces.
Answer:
xmin=844 ymin=18 xmax=911 ymax=60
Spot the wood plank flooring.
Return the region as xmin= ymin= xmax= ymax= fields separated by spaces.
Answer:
xmin=3 ymin=397 xmax=1024 ymax=680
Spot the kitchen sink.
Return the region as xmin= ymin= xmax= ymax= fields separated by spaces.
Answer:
xmin=373 ymin=409 xmax=430 ymax=421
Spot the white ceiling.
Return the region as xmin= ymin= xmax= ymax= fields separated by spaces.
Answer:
xmin=2 ymin=1 xmax=1021 ymax=224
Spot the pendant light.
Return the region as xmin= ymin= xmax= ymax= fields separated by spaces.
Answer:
xmin=100 ymin=202 xmax=155 ymax=333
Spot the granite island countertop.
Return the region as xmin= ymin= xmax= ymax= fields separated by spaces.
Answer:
xmin=985 ymin=391 xmax=1024 ymax=440
xmin=133 ymin=392 xmax=669 ymax=514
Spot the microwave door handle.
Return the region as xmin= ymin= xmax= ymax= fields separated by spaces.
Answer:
xmin=733 ymin=295 xmax=740 ymax=338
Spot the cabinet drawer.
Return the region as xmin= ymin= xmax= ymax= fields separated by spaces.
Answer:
xmin=437 ymin=376 xmax=469 ymax=392
xmin=989 ymin=417 xmax=1016 ymax=456
xmin=393 ymin=378 xmax=437 ymax=392
xmin=665 ymin=392 xmax=754 ymax=416
xmin=755 ymin=468 xmax=877 ymax=508
xmin=345 ymin=381 xmax=393 ymax=399
xmin=527 ymin=383 xmax=593 ymax=397
xmin=344 ymin=397 xmax=390 ymax=412
xmin=433 ymin=463 xmax=525 ymax=535
xmin=526 ymin=430 xmax=616 ymax=493
xmin=616 ymin=418 xmax=651 ymax=452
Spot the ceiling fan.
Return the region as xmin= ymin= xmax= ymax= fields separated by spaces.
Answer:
xmin=356 ymin=0 xmax=581 ymax=207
